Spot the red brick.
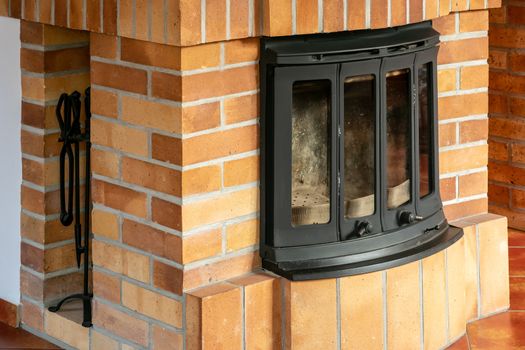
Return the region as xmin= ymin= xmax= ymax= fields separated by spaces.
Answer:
xmin=122 ymin=219 xmax=182 ymax=263
xmin=488 ymin=183 xmax=509 ymax=206
xmin=91 ymin=61 xmax=147 ymax=94
xmin=151 ymin=197 xmax=182 ymax=231
xmin=153 ymin=260 xmax=183 ymax=295
xmin=92 ymin=179 xmax=147 ymax=218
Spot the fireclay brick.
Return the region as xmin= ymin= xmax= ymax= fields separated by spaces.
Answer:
xmin=121 ymin=38 xmax=181 ymax=70
xmin=391 ymin=0 xmax=407 ymax=26
xmin=478 ymin=216 xmax=510 ymax=315
xmin=93 ymin=270 xmax=121 ymax=304
xmin=152 ymin=134 xmax=182 ymax=165
xmin=422 ymin=252 xmax=447 ymax=349
xmin=181 ymin=102 xmax=221 ymax=133
xmin=230 ymin=0 xmax=249 ymax=39
xmin=458 ymin=171 xmax=488 ymax=197
xmin=92 ymin=240 xmax=150 ymax=282
xmin=178 ymin=0 xmax=201 ymax=45
xmin=92 ymin=179 xmax=147 ymax=218
xmin=179 ymin=43 xmax=221 ymax=70
xmin=91 ymin=118 xmax=148 ymax=157
xmin=426 ymin=0 xmax=438 ymax=20
xmin=151 ymin=72 xmax=183 ymax=101
xmin=91 ymin=330 xmax=119 ymax=350
xmin=410 ymin=0 xmax=423 ymax=23
xmin=443 ymin=197 xmax=488 ymax=221
xmin=181 ymin=165 xmax=222 ymax=196
xmin=386 ymin=261 xmax=421 ymax=349
xmin=263 ymin=0 xmax=292 ymax=36
xmin=461 ymin=65 xmax=488 ymax=90
xmin=224 ymin=39 xmax=260 ymax=64
xmin=135 ymin=0 xmax=149 ymax=41
xmin=439 ymin=144 xmax=488 ymax=174
xmin=459 ymin=119 xmax=488 ymax=143
xmin=93 ymin=301 xmax=149 ymax=346
xmin=91 ymin=61 xmax=148 ymax=94
xmin=370 ymin=0 xmax=388 ymax=28
xmin=206 ymin=0 xmax=227 ymax=42
xmin=224 ymin=94 xmax=258 ymax=124
xmin=296 ymin=0 xmax=318 ymax=34
xmin=91 ymin=148 xmax=119 ymax=178
xmin=21 ymin=300 xmax=44 ymax=332
xmin=92 ymin=208 xmax=119 ymax=240
xmin=186 ymin=283 xmax=243 ymax=350
xmin=182 ymin=187 xmax=258 ymax=230
xmin=152 ymin=260 xmax=183 ymax=295
xmin=182 ymin=228 xmax=222 ymax=263
xmin=438 ymin=68 xmax=456 ymax=92
xmin=231 ymin=273 xmax=282 ymax=349
xmin=323 ymin=0 xmax=344 ymax=32
xmin=0 ymin=0 xmax=7 ymax=15
xmin=459 ymin=10 xmax=488 ymax=32
xmin=122 ymin=281 xmax=183 ymax=328
xmin=122 ymin=157 xmax=182 ymax=197
xmin=151 ymin=197 xmax=182 ymax=230
xmin=152 ymin=325 xmax=184 ymax=350
xmin=226 ymin=218 xmax=259 ymax=252
xmin=184 ymin=252 xmax=261 ymax=290
xmin=91 ymin=88 xmax=118 ymax=118
xmin=45 ymin=308 xmax=89 ymax=350
xmin=182 ymin=124 xmax=258 ymax=165
xmin=438 ymin=37 xmax=488 ymax=65
xmin=181 ymin=65 xmax=258 ymax=102
xmin=340 ymin=272 xmax=384 ymax=350
xmin=438 ymin=93 xmax=488 ymax=120
xmin=440 ymin=177 xmax=456 ymax=201
xmin=224 ymin=155 xmax=259 ymax=187
xmin=284 ymin=279 xmax=337 ymax=350
xmin=446 ymin=238 xmax=467 ymax=340
xmin=86 ymin=0 xmax=101 ymax=31
xmin=122 ymin=219 xmax=182 ymax=263
xmin=439 ymin=123 xmax=456 ymax=147
xmin=347 ymin=0 xmax=366 ymax=29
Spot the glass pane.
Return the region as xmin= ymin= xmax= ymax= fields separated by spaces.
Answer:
xmin=386 ymin=69 xmax=411 ymax=209
xmin=344 ymin=75 xmax=375 ymax=219
xmin=291 ymin=80 xmax=331 ymax=226
xmin=419 ymin=64 xmax=433 ymax=198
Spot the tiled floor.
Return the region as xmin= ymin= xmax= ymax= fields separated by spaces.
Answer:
xmin=0 ymin=229 xmax=524 ymax=350
xmin=0 ymin=321 xmax=59 ymax=349
xmin=447 ymin=228 xmax=525 ymax=349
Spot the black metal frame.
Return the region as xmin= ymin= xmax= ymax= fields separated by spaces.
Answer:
xmin=48 ymin=88 xmax=92 ymax=327
xmin=260 ymin=22 xmax=463 ymax=280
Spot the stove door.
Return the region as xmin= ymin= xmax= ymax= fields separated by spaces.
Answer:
xmin=339 ymin=59 xmax=382 ymax=240
xmin=271 ymin=64 xmax=339 ymax=247
xmin=381 ymin=53 xmax=418 ymax=231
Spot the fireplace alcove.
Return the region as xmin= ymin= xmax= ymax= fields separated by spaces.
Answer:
xmin=260 ymin=22 xmax=464 ymax=280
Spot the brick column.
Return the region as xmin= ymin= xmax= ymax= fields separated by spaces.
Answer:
xmin=19 ymin=20 xmax=90 ymax=332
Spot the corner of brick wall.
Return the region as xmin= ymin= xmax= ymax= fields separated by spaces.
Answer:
xmin=18 ymin=20 xmax=90 ymax=333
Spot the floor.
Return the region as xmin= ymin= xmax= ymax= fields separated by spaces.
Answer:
xmin=0 ymin=321 xmax=59 ymax=349
xmin=0 ymin=230 xmax=524 ymax=350
xmin=447 ymin=228 xmax=525 ymax=349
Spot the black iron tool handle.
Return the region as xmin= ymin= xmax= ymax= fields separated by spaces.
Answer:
xmin=57 ymin=93 xmax=74 ymax=226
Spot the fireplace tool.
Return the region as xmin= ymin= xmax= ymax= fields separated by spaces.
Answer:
xmin=48 ymin=88 xmax=93 ymax=328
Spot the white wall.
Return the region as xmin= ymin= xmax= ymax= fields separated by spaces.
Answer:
xmin=0 ymin=17 xmax=21 ymax=305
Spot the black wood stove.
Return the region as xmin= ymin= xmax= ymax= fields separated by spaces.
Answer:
xmin=260 ymin=22 xmax=463 ymax=280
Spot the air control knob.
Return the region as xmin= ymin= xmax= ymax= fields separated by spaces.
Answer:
xmin=399 ymin=211 xmax=423 ymax=225
xmin=355 ymin=221 xmax=373 ymax=237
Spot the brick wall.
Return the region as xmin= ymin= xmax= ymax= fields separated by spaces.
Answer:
xmin=0 ymin=0 xmax=501 ymax=46
xmin=488 ymin=0 xmax=525 ymax=230
xmin=435 ymin=10 xmax=491 ymax=221
xmin=18 ymin=21 xmax=90 ymax=332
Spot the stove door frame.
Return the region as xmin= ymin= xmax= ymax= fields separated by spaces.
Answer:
xmin=271 ymin=64 xmax=339 ymax=247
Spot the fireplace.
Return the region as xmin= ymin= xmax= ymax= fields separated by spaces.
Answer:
xmin=260 ymin=22 xmax=464 ymax=280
